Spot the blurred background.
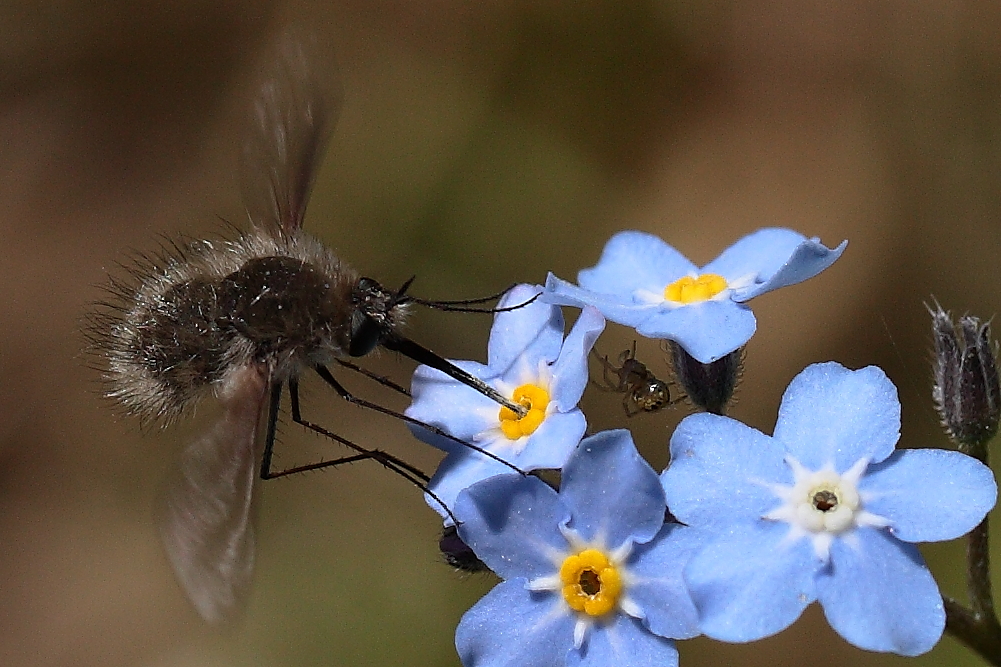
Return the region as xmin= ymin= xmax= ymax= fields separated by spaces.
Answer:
xmin=2 ymin=0 xmax=1000 ymax=665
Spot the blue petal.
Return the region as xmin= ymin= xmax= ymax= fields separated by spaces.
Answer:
xmin=773 ymin=362 xmax=901 ymax=469
xmin=489 ymin=284 xmax=564 ymax=373
xmin=703 ymin=228 xmax=807 ymax=278
xmin=455 ymin=474 xmax=571 ymax=580
xmin=663 ymin=413 xmax=789 ymax=527
xmin=426 ymin=411 xmax=587 ymax=521
xmin=737 ymin=238 xmax=847 ymax=301
xmin=634 ymin=299 xmax=756 ymax=364
xmin=577 ymin=230 xmax=697 ymax=297
xmin=457 ymin=579 xmax=574 ymax=667
xmin=543 ymin=274 xmax=657 ymax=328
xmin=684 ymin=522 xmax=818 ymax=642
xmin=560 ymin=430 xmax=665 ymax=548
xmin=407 ymin=424 xmax=457 ymax=456
xmin=518 ymin=409 xmax=588 ymax=470
xmin=406 ymin=361 xmax=498 ymax=443
xmin=567 ymin=614 xmax=679 ymax=667
xmin=818 ymin=528 xmax=944 ymax=656
xmin=426 ymin=450 xmax=516 ymax=522
xmin=550 ymin=307 xmax=606 ymax=410
xmin=627 ymin=523 xmax=704 ymax=640
xmin=862 ymin=449 xmax=997 ymax=542
xmin=704 ymin=228 xmax=846 ymax=302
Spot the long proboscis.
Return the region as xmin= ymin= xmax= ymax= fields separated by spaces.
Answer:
xmin=381 ymin=334 xmax=529 ymax=418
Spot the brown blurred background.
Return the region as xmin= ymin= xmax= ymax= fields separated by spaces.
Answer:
xmin=1 ymin=1 xmax=999 ymax=665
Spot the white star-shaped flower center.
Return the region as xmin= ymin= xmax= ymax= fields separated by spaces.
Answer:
xmin=763 ymin=456 xmax=891 ymax=561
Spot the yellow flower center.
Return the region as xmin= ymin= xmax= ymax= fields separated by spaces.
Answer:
xmin=663 ymin=273 xmax=728 ymax=304
xmin=498 ymin=383 xmax=550 ymax=440
xmin=559 ymin=548 xmax=623 ymax=617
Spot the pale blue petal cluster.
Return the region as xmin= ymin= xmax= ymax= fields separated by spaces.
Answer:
xmin=401 ymin=225 xmax=991 ymax=663
xmin=543 ymin=228 xmax=846 ymax=363
xmin=454 ymin=430 xmax=702 ymax=667
xmin=661 ymin=362 xmax=997 ymax=655
xmin=405 ymin=283 xmax=604 ymax=521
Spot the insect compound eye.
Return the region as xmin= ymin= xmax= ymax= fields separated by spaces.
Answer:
xmin=349 ymin=310 xmax=385 ymax=357
xmin=356 ymin=277 xmax=380 ymax=293
xmin=349 ymin=277 xmax=397 ymax=357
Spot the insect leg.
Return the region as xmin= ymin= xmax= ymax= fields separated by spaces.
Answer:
xmin=623 ymin=396 xmax=640 ymax=418
xmin=587 ymin=348 xmax=620 ymax=392
xmin=277 ymin=377 xmax=460 ymax=523
xmin=259 ymin=381 xmax=283 ymax=480
xmin=332 ymin=358 xmax=411 ymax=397
xmin=312 ymin=364 xmax=523 ymax=475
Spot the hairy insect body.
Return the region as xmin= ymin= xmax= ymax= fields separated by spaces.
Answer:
xmin=87 ymin=32 xmax=523 ymax=625
xmin=101 ymin=228 xmax=401 ymax=423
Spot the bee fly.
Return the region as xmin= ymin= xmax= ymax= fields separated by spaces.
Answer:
xmin=87 ymin=32 xmax=527 ymax=625
xmin=591 ymin=342 xmax=680 ymax=417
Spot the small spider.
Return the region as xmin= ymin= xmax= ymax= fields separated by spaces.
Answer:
xmin=591 ymin=342 xmax=680 ymax=417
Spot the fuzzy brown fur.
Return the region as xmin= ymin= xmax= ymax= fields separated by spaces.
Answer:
xmin=85 ymin=227 xmax=407 ymax=424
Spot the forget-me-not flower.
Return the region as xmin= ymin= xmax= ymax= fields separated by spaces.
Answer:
xmin=454 ymin=429 xmax=703 ymax=667
xmin=661 ymin=361 xmax=997 ymax=656
xmin=405 ymin=283 xmax=604 ymax=521
xmin=543 ymin=228 xmax=846 ymax=363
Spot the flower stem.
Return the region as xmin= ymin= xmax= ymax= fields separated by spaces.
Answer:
xmin=945 ymin=596 xmax=1001 ymax=665
xmin=946 ymin=437 xmax=1001 ymax=664
xmin=960 ymin=436 xmax=996 ymax=623
xmin=930 ymin=304 xmax=1001 ymax=660
xmin=969 ymin=516 xmax=997 ymax=621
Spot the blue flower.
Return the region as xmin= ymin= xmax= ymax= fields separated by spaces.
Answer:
xmin=405 ymin=283 xmax=605 ymax=521
xmin=454 ymin=429 xmax=703 ymax=667
xmin=661 ymin=361 xmax=997 ymax=656
xmin=543 ymin=228 xmax=846 ymax=363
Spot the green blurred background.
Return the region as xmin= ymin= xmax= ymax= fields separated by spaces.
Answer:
xmin=2 ymin=1 xmax=1001 ymax=665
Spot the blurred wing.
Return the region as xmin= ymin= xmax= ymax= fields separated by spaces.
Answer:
xmin=160 ymin=364 xmax=271 ymax=625
xmin=240 ymin=29 xmax=342 ymax=235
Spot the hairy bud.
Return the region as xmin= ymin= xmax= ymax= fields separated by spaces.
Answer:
xmin=930 ymin=302 xmax=1000 ymax=453
xmin=667 ymin=342 xmax=743 ymax=415
xmin=439 ymin=525 xmax=488 ymax=573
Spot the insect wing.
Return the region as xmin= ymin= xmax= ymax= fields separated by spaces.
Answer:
xmin=160 ymin=365 xmax=270 ymax=625
xmin=240 ymin=30 xmax=342 ymax=236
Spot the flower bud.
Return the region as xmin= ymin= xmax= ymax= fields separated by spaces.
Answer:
xmin=439 ymin=525 xmax=488 ymax=573
xmin=930 ymin=303 xmax=1000 ymax=451
xmin=667 ymin=341 xmax=743 ymax=415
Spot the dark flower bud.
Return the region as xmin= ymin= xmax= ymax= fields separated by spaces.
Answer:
xmin=439 ymin=525 xmax=489 ymax=573
xmin=667 ymin=342 xmax=744 ymax=415
xmin=930 ymin=302 xmax=1000 ymax=452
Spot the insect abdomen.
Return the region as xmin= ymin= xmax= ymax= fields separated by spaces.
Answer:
xmin=116 ymin=276 xmax=235 ymax=418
